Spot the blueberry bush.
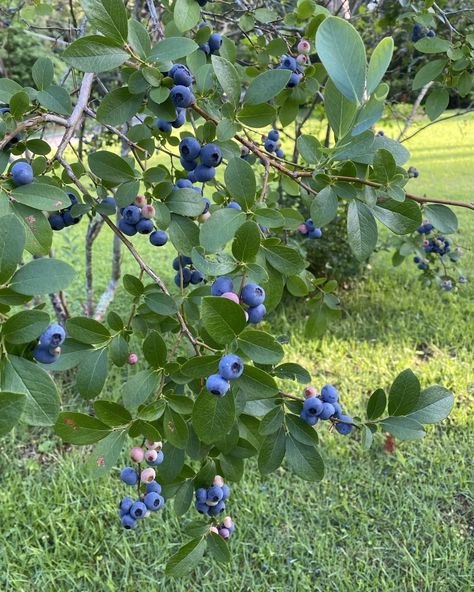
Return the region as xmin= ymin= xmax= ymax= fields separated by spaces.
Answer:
xmin=0 ymin=0 xmax=471 ymax=576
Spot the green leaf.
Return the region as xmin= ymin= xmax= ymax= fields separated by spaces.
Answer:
xmin=232 ymin=221 xmax=260 ymax=262
xmin=263 ymin=244 xmax=306 ymax=275
xmin=310 ymin=186 xmax=338 ymax=227
xmin=86 ymin=430 xmax=127 ymax=478
xmin=425 ymin=88 xmax=449 ymax=121
xmin=174 ymin=480 xmax=194 ymax=516
xmin=244 ymin=69 xmax=291 ymax=105
xmin=190 ymin=248 xmax=237 ymax=277
xmin=388 ymin=369 xmax=420 ymax=416
xmin=167 ymin=188 xmax=206 ymax=217
xmin=174 ymin=0 xmax=201 ymax=32
xmin=81 ymin=0 xmax=128 ymax=42
xmin=9 ymin=91 xmax=29 ymax=119
xmin=122 ymin=370 xmax=161 ymax=412
xmin=0 ymin=214 xmax=25 ymax=284
xmin=297 ymin=134 xmax=323 ymax=164
xmin=0 ymin=392 xmax=26 ymax=437
xmin=414 ymin=37 xmax=451 ymax=54
xmin=163 ymin=406 xmax=189 ymax=448
xmin=1 ymin=356 xmax=60 ymax=426
xmin=211 ymin=55 xmax=241 ymax=105
xmin=128 ymin=19 xmax=151 ymax=59
xmin=234 ymin=365 xmax=279 ymax=401
xmin=169 ymin=214 xmax=200 ymax=256
xmin=259 ymin=406 xmax=284 ymax=436
xmin=286 ymin=435 xmax=324 ymax=481
xmin=316 ymin=16 xmax=366 ymax=104
xmin=181 ymin=355 xmax=220 ymax=379
xmin=150 ymin=37 xmax=199 ymax=62
xmin=199 ymin=208 xmax=246 ymax=253
xmin=372 ymin=199 xmax=421 ymax=234
xmin=285 ymin=415 xmax=319 ymax=447
xmin=412 ymin=59 xmax=447 ymax=90
xmin=55 ymin=411 xmax=112 ymax=444
xmin=361 ymin=425 xmax=373 ymax=450
xmin=217 ymin=119 xmax=241 ymax=142
xmin=32 ymin=57 xmax=54 ymax=90
xmin=367 ymin=37 xmax=393 ymax=95
xmin=63 ymin=36 xmax=129 ymax=73
xmin=66 ymin=317 xmax=111 ymax=344
xmin=224 ymin=157 xmax=256 ymax=208
xmin=406 ymin=385 xmax=454 ymax=424
xmin=165 ymin=537 xmax=206 ymax=577
xmin=346 ymin=200 xmax=378 ymax=261
xmin=11 ymin=203 xmax=52 ymax=256
xmin=93 ymin=400 xmax=132 ymax=426
xmin=352 ymin=94 xmax=385 ymax=136
xmin=367 ymin=388 xmax=386 ymax=420
xmin=424 ymin=204 xmax=458 ymax=234
xmin=12 ymin=183 xmax=71 ymax=212
xmin=207 ymin=533 xmax=231 ymax=563
xmin=238 ymin=329 xmax=284 ymax=365
xmin=144 ymin=292 xmax=178 ymax=316
xmin=201 ymin=296 xmax=246 ymax=345
xmin=380 ymin=416 xmax=425 ymax=440
xmin=273 ymin=363 xmax=311 ymax=384
xmin=237 ymin=103 xmax=276 ymax=128
xmin=96 ymin=87 xmax=144 ymax=126
xmin=372 ymin=148 xmax=397 ymax=184
xmin=0 ymin=79 xmax=23 ymax=103
xmin=143 ymin=331 xmax=167 ymax=369
xmin=2 ymin=309 xmax=49 ymax=344
xmin=10 ymin=258 xmax=74 ymax=295
xmin=258 ymin=427 xmax=286 ymax=474
xmin=192 ymin=390 xmax=235 ymax=444
xmin=76 ymin=348 xmax=108 ymax=398
xmin=324 ymin=79 xmax=357 ymax=139
xmin=88 ymin=150 xmax=136 ymax=184
xmin=110 ymin=334 xmax=128 ymax=367
xmin=37 ymin=85 xmax=72 ymax=115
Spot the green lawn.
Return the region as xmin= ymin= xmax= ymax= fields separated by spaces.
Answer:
xmin=1 ymin=115 xmax=473 ymax=591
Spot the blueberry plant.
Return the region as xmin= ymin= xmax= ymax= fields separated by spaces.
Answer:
xmin=0 ymin=0 xmax=471 ymax=576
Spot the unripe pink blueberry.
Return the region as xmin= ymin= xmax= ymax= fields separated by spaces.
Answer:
xmin=140 ymin=467 xmax=156 ymax=483
xmin=142 ymin=204 xmax=156 ymax=219
xmin=210 ymin=526 xmax=219 ymax=534
xmin=298 ymin=224 xmax=308 ymax=234
xmin=145 ymin=449 xmax=158 ymax=463
xmin=213 ymin=475 xmax=225 ymax=487
xmin=134 ymin=195 xmax=147 ymax=208
xmin=297 ymin=39 xmax=311 ymax=54
xmin=199 ymin=211 xmax=211 ymax=222
xmin=219 ymin=528 xmax=230 ymax=539
xmin=296 ymin=54 xmax=309 ymax=65
xmin=128 ymin=353 xmax=138 ymax=365
xmin=423 ymin=239 xmax=429 ymax=247
xmin=221 ymin=292 xmax=240 ymax=304
xmin=304 ymin=385 xmax=318 ymax=398
xmin=130 ymin=447 xmax=145 ymax=462
xmin=145 ymin=440 xmax=162 ymax=450
xmin=223 ymin=516 xmax=233 ymax=529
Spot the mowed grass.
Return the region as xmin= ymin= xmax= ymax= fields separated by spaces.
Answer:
xmin=1 ymin=115 xmax=473 ymax=591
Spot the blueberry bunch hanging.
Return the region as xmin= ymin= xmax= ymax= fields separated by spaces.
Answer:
xmin=118 ymin=195 xmax=168 ymax=247
xmin=300 ymin=384 xmax=353 ymax=435
xmin=155 ymin=63 xmax=195 ymax=132
xmin=211 ymin=277 xmax=267 ymax=324
xmin=262 ymin=128 xmax=285 ymax=159
xmin=210 ymin=516 xmax=235 ymax=541
xmin=172 ymin=255 xmax=204 ymax=288
xmin=179 ymin=137 xmax=223 ymax=183
xmin=412 ymin=23 xmax=436 ymax=42
xmin=195 ymin=475 xmax=231 ymax=517
xmin=206 ymin=354 xmax=244 ymax=397
xmin=33 ymin=324 xmax=66 ymax=364
xmin=298 ymin=218 xmax=322 ymax=239
xmin=196 ymin=22 xmax=223 ymax=56
xmin=48 ymin=192 xmax=83 ymax=231
xmin=274 ymin=38 xmax=311 ymax=88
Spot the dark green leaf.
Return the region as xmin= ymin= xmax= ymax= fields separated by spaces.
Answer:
xmin=347 ymin=200 xmax=378 ymax=261
xmin=66 ymin=317 xmax=111 ymax=344
xmin=55 ymin=412 xmax=112 ymax=444
xmin=367 ymin=388 xmax=386 ymax=420
xmin=211 ymin=55 xmax=240 ymax=105
xmin=388 ymin=369 xmax=420 ymax=416
xmin=192 ymin=390 xmax=235 ymax=444
xmin=200 ymin=208 xmax=246 ymax=253
xmin=207 ymin=533 xmax=231 ymax=563
xmin=0 ymin=214 xmax=25 ymax=284
xmin=380 ymin=416 xmax=425 ymax=440
xmin=122 ymin=370 xmax=161 ymax=412
xmin=76 ymin=348 xmax=108 ymax=398
xmin=424 ymin=204 xmax=458 ymax=234
xmin=81 ymin=0 xmax=128 ymax=43
xmin=63 ymin=36 xmax=129 ymax=73
xmin=238 ymin=329 xmax=284 ymax=364
xmin=232 ymin=221 xmax=260 ymax=262
xmin=224 ymin=157 xmax=256 ymax=208
xmin=406 ymin=385 xmax=454 ymax=424
xmin=0 ymin=392 xmax=26 ymax=436
xmin=12 ymin=183 xmax=71 ymax=211
xmin=96 ymin=87 xmax=143 ymax=126
xmin=2 ymin=309 xmax=49 ymax=344
xmin=201 ymin=296 xmax=246 ymax=345
xmin=258 ymin=427 xmax=286 ymax=474
xmin=165 ymin=537 xmax=206 ymax=577
xmin=286 ymin=435 xmax=325 ymax=481
xmin=234 ymin=365 xmax=279 ymax=401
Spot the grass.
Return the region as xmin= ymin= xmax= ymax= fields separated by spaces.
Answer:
xmin=1 ymin=114 xmax=473 ymax=591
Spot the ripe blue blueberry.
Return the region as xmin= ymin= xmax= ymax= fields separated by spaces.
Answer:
xmin=308 ymin=227 xmax=322 ymax=239
xmin=227 ymin=201 xmax=241 ymax=210
xmin=241 ymin=283 xmax=265 ymax=307
xmin=194 ymin=164 xmax=215 ymax=182
xmin=305 ymin=218 xmax=315 ymax=230
xmin=146 ymin=481 xmax=162 ymax=494
xmin=268 ymin=129 xmax=279 ymax=142
xmin=11 ymin=161 xmax=34 ymax=186
xmin=121 ymin=514 xmax=137 ymax=529
xmin=129 ymin=501 xmax=147 ymax=519
xmin=221 ymin=484 xmax=231 ymax=500
xmin=149 ymin=230 xmax=168 ymax=246
xmin=188 ymin=170 xmax=197 ymax=182
xmin=199 ymin=42 xmax=210 ymax=54
xmin=176 ymin=178 xmax=194 ymax=189
xmin=62 ymin=211 xmax=81 ymax=227
xmin=207 ymin=485 xmax=224 ymax=503
xmin=122 ymin=205 xmax=141 ymax=225
xmin=118 ymin=219 xmax=138 ymax=236
xmin=170 ymin=85 xmax=195 ymax=108
xmin=301 ymin=410 xmax=318 ymax=426
xmin=321 ymin=384 xmax=339 ymax=404
xmin=179 ymin=137 xmax=201 ymax=161
xmin=195 ymin=488 xmax=207 ymax=503
xmin=40 ymin=324 xmax=66 ymax=348
xmin=119 ymin=496 xmax=134 ymax=515
xmin=156 ymin=119 xmax=172 ymax=133
xmin=180 ymin=156 xmax=198 ymax=171
xmin=208 ymin=33 xmax=223 ymax=53
xmin=319 ymin=402 xmax=336 ymax=420
xmin=172 ymin=108 xmax=186 ymax=128
xmin=280 ymin=54 xmax=297 ymax=71
xmin=200 ymin=143 xmax=223 ymax=167
xmin=33 ymin=344 xmax=58 ymax=364
xmin=48 ymin=214 xmax=65 ymax=231
xmin=335 ymin=415 xmax=353 ymax=435
xmin=170 ymin=64 xmax=193 ymax=87
xmin=190 ymin=270 xmax=204 ymax=284
xmin=264 ymin=139 xmax=276 ymax=152
xmin=275 ymin=148 xmax=285 ymax=158
xmin=247 ymin=304 xmax=266 ymax=324
xmin=120 ymin=467 xmax=138 ymax=486
xmin=175 ymin=266 xmax=192 ymax=286
xmin=211 ymin=276 xmax=234 ymax=296
xmin=332 ymin=402 xmax=342 ymax=418
xmin=303 ymin=396 xmax=323 ymax=416
xmin=195 ymin=501 xmax=209 ymax=514
xmin=136 ymin=218 xmax=154 ymax=234
xmin=144 ymin=492 xmax=165 ymax=511
xmin=206 ymin=374 xmax=230 ymax=397
xmin=208 ymin=500 xmax=225 ymax=516
xmin=219 ymin=354 xmax=244 ymax=379
xmin=287 ymin=72 xmax=301 ymax=87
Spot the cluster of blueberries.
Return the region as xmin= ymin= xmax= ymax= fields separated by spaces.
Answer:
xmin=195 ymin=475 xmax=231 ymax=520
xmin=300 ymin=384 xmax=353 ymax=435
xmin=119 ymin=442 xmax=165 ymax=530
xmin=275 ymin=39 xmax=312 ymax=88
xmin=412 ymin=24 xmax=436 ymax=42
xmin=206 ymin=353 xmax=244 ymax=397
xmin=179 ymin=136 xmax=223 ymax=183
xmin=0 ymin=105 xmax=21 ymax=150
xmin=298 ymin=218 xmax=322 ymax=239
xmin=211 ymin=277 xmax=267 ymax=324
xmin=408 ymin=166 xmax=420 ymax=178
xmin=118 ymin=195 xmax=168 ymax=247
xmin=197 ymin=22 xmax=223 ymax=56
xmin=262 ymin=129 xmax=285 ymax=159
xmin=9 ymin=160 xmax=34 ymax=186
xmin=156 ymin=63 xmax=195 ymax=133
xmin=48 ymin=192 xmax=83 ymax=231
xmin=172 ymin=255 xmax=204 ymax=288
xmin=33 ymin=323 xmax=66 ymax=364
xmin=210 ymin=515 xmax=235 ymax=541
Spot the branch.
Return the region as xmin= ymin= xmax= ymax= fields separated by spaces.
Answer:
xmin=0 ymin=114 xmax=68 ymax=151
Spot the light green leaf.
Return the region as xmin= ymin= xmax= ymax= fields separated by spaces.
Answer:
xmin=10 ymin=258 xmax=75 ymax=295
xmin=346 ymin=200 xmax=378 ymax=261
xmin=0 ymin=392 xmax=26 ymax=437
xmin=81 ymin=0 xmax=128 ymax=43
xmin=211 ymin=55 xmax=241 ymax=105
xmin=96 ymin=87 xmax=144 ymax=126
xmin=150 ymin=37 xmax=199 ymax=62
xmin=63 ymin=36 xmax=129 ymax=73
xmin=0 ymin=214 xmax=25 ymax=284
xmin=12 ymin=184 xmax=71 ymax=212
xmin=37 ymin=85 xmax=72 ymax=115
xmin=367 ymin=37 xmax=393 ymax=95
xmin=244 ymin=69 xmax=291 ymax=105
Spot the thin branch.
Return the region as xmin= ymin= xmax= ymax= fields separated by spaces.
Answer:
xmin=0 ymin=114 xmax=68 ymax=151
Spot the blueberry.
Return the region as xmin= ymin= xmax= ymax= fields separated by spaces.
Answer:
xmin=227 ymin=201 xmax=241 ymax=210
xmin=156 ymin=119 xmax=172 ymax=133
xmin=40 ymin=324 xmax=66 ymax=348
xmin=172 ymin=256 xmax=187 ymax=270
xmin=219 ymin=354 xmax=244 ymax=379
xmin=136 ymin=218 xmax=154 ymax=234
xmin=179 ymin=137 xmax=202 ymax=161
xmin=208 ymin=33 xmax=223 ymax=54
xmin=211 ymin=276 xmax=234 ymax=296
xmin=280 ymin=54 xmax=297 ymax=71
xmin=194 ymin=164 xmax=215 ymax=182
xmin=118 ymin=219 xmax=138 ymax=236
xmin=206 ymin=374 xmax=230 ymax=397
xmin=122 ymin=205 xmax=141 ymax=225
xmin=151 ymin=450 xmax=164 ymax=465
xmin=208 ymin=500 xmax=225 ymax=516
xmin=332 ymin=402 xmax=342 ymax=418
xmin=195 ymin=501 xmax=209 ymax=514
xmin=190 ymin=270 xmax=204 ymax=284
xmin=129 ymin=500 xmax=147 ymax=519
xmin=264 ymin=139 xmax=276 ymax=152
xmin=308 ymin=227 xmax=322 ymax=239
xmin=180 ymin=156 xmax=198 ymax=171
xmin=200 ymin=143 xmax=223 ymax=167
xmin=268 ymin=129 xmax=279 ymax=141
xmin=120 ymin=467 xmax=138 ymax=486
xmin=335 ymin=415 xmax=353 ymax=435
xmin=176 ymin=178 xmax=193 ymax=189
xmin=48 ymin=214 xmax=65 ymax=231
xmin=11 ymin=161 xmax=33 ymax=186
xmin=221 ymin=484 xmax=231 ymax=500
xmin=188 ymin=171 xmax=197 ymax=183
xmin=319 ymin=402 xmax=336 ymax=420
xmin=247 ymin=304 xmax=266 ymax=324
xmin=301 ymin=410 xmax=318 ymax=426
xmin=195 ymin=488 xmax=207 ymax=503
xmin=146 ymin=481 xmax=162 ymax=494
xmin=287 ymin=72 xmax=301 ymax=87
xmin=303 ymin=396 xmax=323 ymax=416
xmin=170 ymin=64 xmax=193 ymax=87
xmin=33 ymin=344 xmax=58 ymax=364
xmin=321 ymin=384 xmax=338 ymax=404
xmin=305 ymin=218 xmax=315 ymax=230
xmin=199 ymin=42 xmax=210 ymax=54
xmin=149 ymin=230 xmax=168 ymax=246
xmin=175 ymin=267 xmax=192 ymax=287
xmin=427 ymin=30 xmax=435 ymax=37
xmin=172 ymin=108 xmax=186 ymax=128
xmin=241 ymin=283 xmax=265 ymax=306
xmin=413 ymin=256 xmax=420 ymax=263
xmin=121 ymin=514 xmax=137 ymax=529
xmin=144 ymin=492 xmax=165 ymax=511
xmin=170 ymin=85 xmax=195 ymax=108
xmin=275 ymin=149 xmax=285 ymax=158
xmin=101 ymin=196 xmax=116 ymax=209
xmin=62 ymin=211 xmax=81 ymax=227
xmin=119 ymin=496 xmax=134 ymax=515
xmin=207 ymin=485 xmax=224 ymax=503
xmin=202 ymin=197 xmax=210 ymax=214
